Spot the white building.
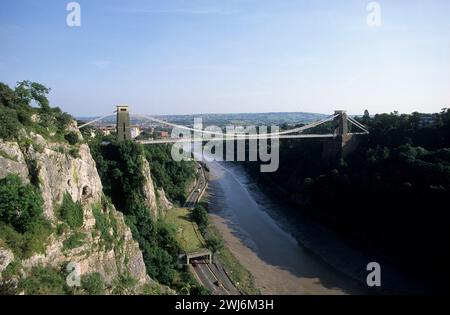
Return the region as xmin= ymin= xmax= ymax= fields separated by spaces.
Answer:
xmin=130 ymin=125 xmax=141 ymax=139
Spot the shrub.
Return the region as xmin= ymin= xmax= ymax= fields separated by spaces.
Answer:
xmin=0 ymin=220 xmax=52 ymax=259
xmin=112 ymin=274 xmax=138 ymax=295
xmin=69 ymin=147 xmax=80 ymax=159
xmin=64 ymin=131 xmax=79 ymax=145
xmin=19 ymin=266 xmax=67 ymax=295
xmin=0 ymin=174 xmax=44 ymax=233
xmin=205 ymin=232 xmax=223 ymax=257
xmin=56 ymin=112 xmax=72 ymax=132
xmin=0 ymin=106 xmax=21 ymax=141
xmin=92 ymin=203 xmax=113 ymax=246
xmin=23 ymin=220 xmax=53 ymax=256
xmin=58 ymin=192 xmax=84 ymax=229
xmin=191 ymin=205 xmax=208 ymax=233
xmin=56 ymin=223 xmax=68 ymax=236
xmin=63 ymin=231 xmax=86 ymax=250
xmin=81 ymin=272 xmax=105 ymax=295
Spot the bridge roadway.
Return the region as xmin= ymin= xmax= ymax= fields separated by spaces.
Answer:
xmin=184 ymin=162 xmax=240 ymax=295
xmin=137 ymin=133 xmax=336 ymax=145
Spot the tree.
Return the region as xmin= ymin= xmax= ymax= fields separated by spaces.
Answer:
xmin=81 ymin=273 xmax=105 ymax=295
xmin=15 ymin=80 xmax=51 ymax=111
xmin=191 ymin=205 xmax=208 ymax=231
xmin=364 ymin=109 xmax=370 ymax=118
xmin=0 ymin=174 xmax=44 ymax=233
xmin=58 ymin=192 xmax=83 ymax=229
xmin=205 ymin=233 xmax=223 ymax=258
xmin=64 ymin=131 xmax=79 ymax=145
xmin=0 ymin=83 xmax=15 ymax=108
xmin=0 ymin=106 xmax=20 ymax=141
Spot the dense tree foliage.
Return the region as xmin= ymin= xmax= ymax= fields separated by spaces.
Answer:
xmin=0 ymin=174 xmax=44 ymax=233
xmin=0 ymin=81 xmax=74 ymax=143
xmin=88 ymin=138 xmax=200 ymax=290
xmin=144 ymin=145 xmax=196 ymax=204
xmin=57 ymin=192 xmax=84 ymax=229
xmin=0 ymin=174 xmax=52 ymax=259
xmin=244 ymin=109 xmax=450 ymax=290
xmin=191 ymin=204 xmax=208 ymax=233
xmin=81 ymin=272 xmax=105 ymax=295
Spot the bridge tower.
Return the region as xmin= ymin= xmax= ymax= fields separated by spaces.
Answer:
xmin=116 ymin=105 xmax=131 ymax=141
xmin=334 ymin=110 xmax=348 ymax=136
xmin=321 ymin=110 xmax=360 ymax=166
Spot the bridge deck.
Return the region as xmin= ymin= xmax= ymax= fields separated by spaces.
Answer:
xmin=136 ymin=132 xmax=367 ymax=145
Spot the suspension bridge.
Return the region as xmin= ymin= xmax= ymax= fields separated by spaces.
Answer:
xmin=78 ymin=106 xmax=369 ymax=145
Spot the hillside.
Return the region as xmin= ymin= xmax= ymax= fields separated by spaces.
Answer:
xmin=242 ymin=110 xmax=450 ymax=292
xmin=0 ymin=81 xmax=186 ymax=294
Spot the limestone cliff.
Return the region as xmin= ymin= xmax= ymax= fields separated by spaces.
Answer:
xmin=141 ymin=157 xmax=173 ymax=219
xmin=0 ymin=125 xmax=170 ymax=294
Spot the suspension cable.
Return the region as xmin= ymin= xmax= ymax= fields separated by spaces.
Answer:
xmin=133 ymin=113 xmax=339 ymax=138
xmin=347 ymin=116 xmax=369 ymax=133
xmin=78 ymin=111 xmax=117 ymax=129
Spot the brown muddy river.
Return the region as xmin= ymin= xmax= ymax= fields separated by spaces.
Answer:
xmin=206 ymin=160 xmax=426 ymax=295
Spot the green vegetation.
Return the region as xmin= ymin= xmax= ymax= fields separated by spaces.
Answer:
xmin=191 ymin=204 xmax=209 ymax=234
xmin=0 ymin=174 xmax=52 ymax=259
xmin=57 ymin=192 xmax=84 ymax=229
xmin=63 ymin=231 xmax=86 ymax=250
xmin=81 ymin=272 xmax=105 ymax=295
xmin=0 ymin=174 xmax=44 ymax=233
xmin=64 ymin=131 xmax=79 ymax=145
xmin=87 ymin=138 xmax=202 ymax=292
xmin=92 ymin=202 xmax=115 ymax=248
xmin=111 ymin=273 xmax=138 ymax=295
xmin=141 ymin=283 xmax=163 ymax=295
xmin=144 ymin=145 xmax=196 ymax=204
xmin=0 ymin=149 xmax=18 ymax=162
xmin=19 ymin=266 xmax=68 ymax=295
xmin=0 ymin=81 xmax=77 ymax=144
xmin=165 ymin=207 xmax=204 ymax=252
xmin=243 ymin=109 xmax=450 ymax=290
xmin=204 ymin=231 xmax=223 ymax=258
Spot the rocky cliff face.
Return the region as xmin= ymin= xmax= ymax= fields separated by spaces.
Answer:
xmin=0 ymin=124 xmax=170 ymax=294
xmin=141 ymin=157 xmax=173 ymax=219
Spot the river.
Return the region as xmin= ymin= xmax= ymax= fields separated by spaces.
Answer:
xmin=205 ymin=160 xmax=426 ymax=295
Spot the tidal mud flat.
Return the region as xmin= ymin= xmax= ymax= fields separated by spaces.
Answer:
xmin=206 ymin=161 xmax=427 ymax=295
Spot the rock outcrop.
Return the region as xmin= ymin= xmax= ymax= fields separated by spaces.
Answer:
xmin=157 ymin=188 xmax=173 ymax=212
xmin=0 ymin=248 xmax=14 ymax=275
xmin=141 ymin=157 xmax=159 ymax=219
xmin=141 ymin=157 xmax=173 ymax=219
xmin=0 ymin=125 xmax=170 ymax=294
xmin=0 ymin=141 xmax=29 ymax=182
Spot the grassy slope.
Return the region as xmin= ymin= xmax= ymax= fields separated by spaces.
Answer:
xmin=165 ymin=208 xmax=204 ymax=253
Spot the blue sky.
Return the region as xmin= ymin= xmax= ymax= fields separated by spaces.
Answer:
xmin=1 ymin=0 xmax=449 ymax=116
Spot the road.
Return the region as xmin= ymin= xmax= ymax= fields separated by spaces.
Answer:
xmin=184 ymin=162 xmax=240 ymax=295
xmin=184 ymin=163 xmax=206 ymax=209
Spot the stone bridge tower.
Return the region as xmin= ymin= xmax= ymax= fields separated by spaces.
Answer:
xmin=116 ymin=105 xmax=131 ymax=141
xmin=321 ymin=110 xmax=361 ymax=166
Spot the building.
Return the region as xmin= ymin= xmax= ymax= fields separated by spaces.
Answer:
xmin=130 ymin=125 xmax=141 ymax=139
xmin=141 ymin=127 xmax=155 ymax=134
xmin=116 ymin=105 xmax=131 ymax=141
xmin=157 ymin=131 xmax=169 ymax=138
xmin=100 ymin=125 xmax=116 ymax=136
